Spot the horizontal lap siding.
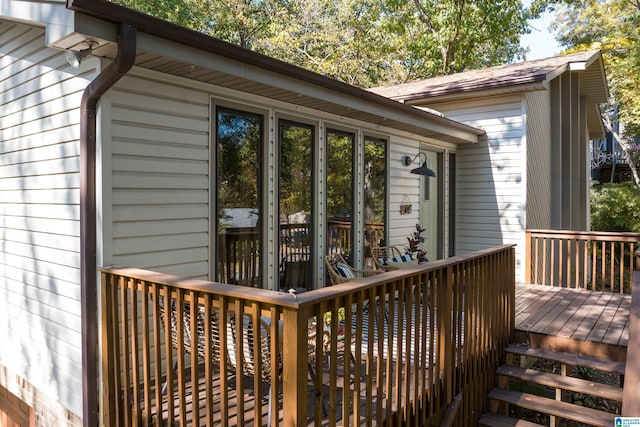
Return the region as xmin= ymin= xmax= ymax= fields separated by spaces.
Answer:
xmin=108 ymin=73 xmax=210 ymax=279
xmin=387 ymin=135 xmax=421 ymax=246
xmin=441 ymin=98 xmax=526 ymax=279
xmin=0 ymin=21 xmax=90 ymax=417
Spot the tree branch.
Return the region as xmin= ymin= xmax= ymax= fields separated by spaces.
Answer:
xmin=603 ymin=115 xmax=640 ymax=189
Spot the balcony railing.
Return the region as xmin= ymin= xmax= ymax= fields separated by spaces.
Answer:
xmin=100 ymin=244 xmax=515 ymax=426
xmin=525 ymin=229 xmax=640 ymax=293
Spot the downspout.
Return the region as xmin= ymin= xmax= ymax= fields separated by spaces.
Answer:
xmin=80 ymin=22 xmax=136 ymax=427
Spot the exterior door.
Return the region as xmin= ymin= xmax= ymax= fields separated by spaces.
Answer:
xmin=419 ymin=150 xmax=439 ymax=260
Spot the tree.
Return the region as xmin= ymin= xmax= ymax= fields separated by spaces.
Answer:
xmin=590 ymin=182 xmax=640 ymax=232
xmin=535 ymin=0 xmax=640 ymax=135
xmin=112 ymin=0 xmax=533 ymax=86
xmin=384 ymin=0 xmax=531 ymax=78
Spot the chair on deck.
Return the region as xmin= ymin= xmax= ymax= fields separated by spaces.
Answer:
xmin=371 ymin=245 xmax=412 ymax=271
xmin=161 ymin=300 xmax=323 ymax=425
xmin=324 ymin=253 xmax=383 ymax=285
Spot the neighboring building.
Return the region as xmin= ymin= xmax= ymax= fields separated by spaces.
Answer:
xmin=0 ymin=0 xmax=484 ymax=425
xmin=371 ymin=50 xmax=609 ymax=282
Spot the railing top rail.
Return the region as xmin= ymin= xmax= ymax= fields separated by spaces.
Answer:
xmin=100 ymin=244 xmax=515 ymax=310
xmin=527 ymin=229 xmax=640 ymax=242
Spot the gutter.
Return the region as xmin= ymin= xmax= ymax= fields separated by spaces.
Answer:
xmin=78 ymin=22 xmax=136 ymax=427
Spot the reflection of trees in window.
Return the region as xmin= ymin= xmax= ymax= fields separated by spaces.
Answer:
xmin=217 ymin=109 xmax=262 ymax=210
xmin=327 ymin=130 xmax=354 ymax=256
xmin=279 ymin=122 xmax=313 ymax=218
xmin=364 ymin=136 xmax=386 ymax=249
xmin=279 ymin=121 xmax=313 ymax=290
xmin=216 ymin=108 xmax=262 ymax=287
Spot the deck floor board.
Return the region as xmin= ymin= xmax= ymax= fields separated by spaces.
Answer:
xmin=515 ymin=284 xmax=631 ymax=354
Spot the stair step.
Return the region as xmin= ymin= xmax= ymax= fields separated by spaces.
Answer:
xmin=505 ymin=345 xmax=625 ymax=375
xmin=479 ymin=412 xmax=545 ymax=427
xmin=488 ymin=388 xmax=613 ymax=427
xmin=496 ymin=365 xmax=623 ymax=401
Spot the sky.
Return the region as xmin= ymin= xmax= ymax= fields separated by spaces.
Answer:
xmin=521 ymin=4 xmax=563 ymax=59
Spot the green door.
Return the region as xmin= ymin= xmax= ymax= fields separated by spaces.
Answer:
xmin=419 ymin=150 xmax=439 ymax=261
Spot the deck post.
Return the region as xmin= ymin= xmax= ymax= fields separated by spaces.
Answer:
xmin=622 ymin=270 xmax=640 ymax=415
xmin=281 ymin=306 xmax=309 ymax=426
xmin=438 ymin=265 xmax=454 ymax=407
xmin=525 ymin=230 xmax=531 ymax=284
xmin=100 ymin=271 xmax=116 ymax=426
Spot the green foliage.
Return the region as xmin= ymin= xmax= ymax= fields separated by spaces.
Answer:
xmin=385 ymin=0 xmax=529 ymax=77
xmin=590 ymin=182 xmax=640 ymax=232
xmin=542 ymin=0 xmax=640 ymax=136
xmin=111 ymin=0 xmax=531 ymax=86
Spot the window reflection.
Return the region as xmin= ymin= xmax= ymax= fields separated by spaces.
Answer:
xmin=216 ymin=108 xmax=262 ymax=287
xmin=326 ymin=130 xmax=354 ymax=259
xmin=364 ymin=136 xmax=387 ymax=254
xmin=279 ymin=121 xmax=313 ymax=290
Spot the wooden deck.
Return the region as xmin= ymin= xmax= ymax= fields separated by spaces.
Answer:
xmin=148 ymin=350 xmax=390 ymax=426
xmin=514 ymin=284 xmax=631 ymax=362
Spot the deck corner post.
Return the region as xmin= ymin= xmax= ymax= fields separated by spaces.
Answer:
xmin=525 ymin=230 xmax=532 ymax=284
xmin=438 ymin=265 xmax=455 ymax=404
xmin=99 ymin=270 xmax=116 ymax=426
xmin=622 ymin=270 xmax=640 ymax=415
xmin=282 ymin=306 xmax=309 ymax=426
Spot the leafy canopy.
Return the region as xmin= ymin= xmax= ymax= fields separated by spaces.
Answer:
xmin=534 ymin=0 xmax=640 ymax=135
xmin=590 ymin=182 xmax=640 ymax=232
xmin=111 ymin=0 xmax=533 ymax=86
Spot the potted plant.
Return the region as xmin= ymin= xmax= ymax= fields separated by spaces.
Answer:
xmin=407 ymin=223 xmax=429 ymax=262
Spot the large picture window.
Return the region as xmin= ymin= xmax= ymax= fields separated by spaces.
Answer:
xmin=215 ymin=108 xmax=262 ymax=287
xmin=278 ymin=121 xmax=314 ymax=290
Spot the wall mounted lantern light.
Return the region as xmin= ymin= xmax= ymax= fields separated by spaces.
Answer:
xmin=403 ymin=152 xmax=436 ymax=177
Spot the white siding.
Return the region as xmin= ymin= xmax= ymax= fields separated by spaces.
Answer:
xmin=387 ymin=135 xmax=422 ymax=247
xmin=437 ymin=97 xmax=527 ymax=280
xmin=0 ymin=21 xmax=92 ymax=417
xmin=105 ymin=72 xmax=211 ymax=279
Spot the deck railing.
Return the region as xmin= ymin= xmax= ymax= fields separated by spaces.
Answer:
xmin=525 ymin=229 xmax=640 ymax=293
xmin=100 ymin=244 xmax=515 ymax=426
xmin=622 ymin=268 xmax=640 ymax=415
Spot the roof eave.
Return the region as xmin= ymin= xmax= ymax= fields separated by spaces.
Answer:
xmin=65 ymin=0 xmax=483 ymax=144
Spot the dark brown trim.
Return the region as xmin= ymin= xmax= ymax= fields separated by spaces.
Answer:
xmin=65 ymin=0 xmax=484 ymax=138
xmin=79 ymin=22 xmax=136 ymax=427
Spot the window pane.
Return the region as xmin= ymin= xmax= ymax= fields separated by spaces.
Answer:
xmin=364 ymin=136 xmax=387 ymax=251
xmin=326 ymin=130 xmax=354 ymax=258
xmin=216 ymin=108 xmax=262 ymax=287
xmin=279 ymin=121 xmax=313 ymax=290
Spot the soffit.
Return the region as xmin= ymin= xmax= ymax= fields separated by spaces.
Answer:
xmin=58 ymin=0 xmax=484 ymax=145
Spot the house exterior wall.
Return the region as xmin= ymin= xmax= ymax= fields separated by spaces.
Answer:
xmin=100 ymin=70 xmax=212 ymax=280
xmin=550 ymin=73 xmax=590 ymax=231
xmin=101 ymin=67 xmax=452 ymax=288
xmin=0 ymin=20 xmax=88 ymax=425
xmin=525 ymin=90 xmax=553 ymax=229
xmin=432 ymin=96 xmax=527 ymax=281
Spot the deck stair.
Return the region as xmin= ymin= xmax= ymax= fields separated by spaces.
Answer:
xmin=480 ymin=345 xmax=624 ymax=427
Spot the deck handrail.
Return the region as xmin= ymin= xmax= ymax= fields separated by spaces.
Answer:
xmin=100 ymin=244 xmax=515 ymax=426
xmin=622 ymin=269 xmax=640 ymax=415
xmin=525 ymin=229 xmax=640 ymax=293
